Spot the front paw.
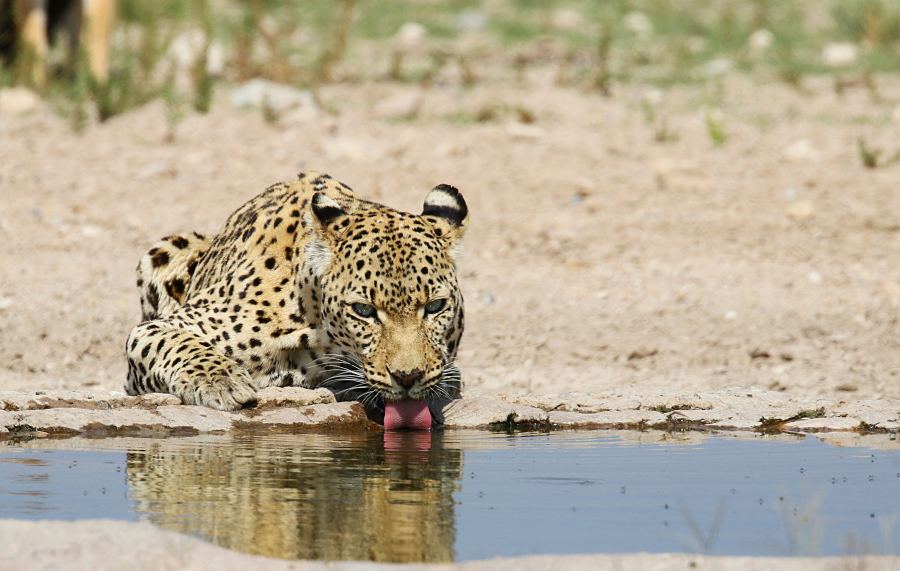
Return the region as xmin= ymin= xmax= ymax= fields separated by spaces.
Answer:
xmin=179 ymin=368 xmax=257 ymax=411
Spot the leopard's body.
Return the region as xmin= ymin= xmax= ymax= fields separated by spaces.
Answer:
xmin=125 ymin=172 xmax=467 ymax=420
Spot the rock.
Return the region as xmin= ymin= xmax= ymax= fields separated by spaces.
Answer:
xmin=786 ymin=200 xmax=815 ymax=221
xmin=478 ymin=291 xmax=496 ymax=305
xmin=242 ymin=402 xmax=367 ymax=429
xmin=501 ymin=392 xmax=641 ymax=413
xmin=136 ymin=393 xmax=183 ymax=407
xmin=652 ymin=158 xmax=707 ymax=191
xmin=1 ymin=408 xmax=172 ymax=436
xmin=0 ymin=390 xmax=138 ymax=411
xmin=505 ymin=122 xmax=544 ymax=140
xmin=550 ymin=409 xmax=667 ymax=428
xmin=785 ymin=417 xmax=863 ymax=432
xmin=665 ymin=409 xmax=728 ymax=424
xmin=79 ymin=225 xmax=103 ymax=238
xmin=748 ymin=29 xmax=774 ymax=53
xmin=831 ymin=400 xmax=900 ymax=428
xmin=155 ymin=405 xmax=236 ymax=432
xmin=0 ymin=87 xmax=40 ymax=115
xmin=374 ymin=90 xmax=423 ymax=120
xmin=230 ymin=79 xmax=318 ymax=115
xmin=393 ymin=22 xmax=427 ymax=51
xmin=783 ymin=139 xmax=821 ymax=162
xmin=255 ymin=387 xmax=335 ymax=407
xmin=442 ymin=397 xmax=547 ymax=428
xmin=822 ymin=42 xmax=859 ymax=67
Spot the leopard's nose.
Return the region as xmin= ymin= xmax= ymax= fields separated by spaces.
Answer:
xmin=389 ymin=368 xmax=424 ymax=388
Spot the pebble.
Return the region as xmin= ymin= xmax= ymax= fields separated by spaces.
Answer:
xmin=822 ymin=42 xmax=859 ymax=67
xmin=748 ymin=29 xmax=774 ymax=52
xmin=0 ymin=87 xmax=40 ymax=115
xmin=786 ymin=200 xmax=815 ymax=220
xmin=783 ymin=139 xmax=821 ymax=162
xmin=393 ymin=22 xmax=427 ymax=51
xmin=505 ymin=123 xmax=544 ymax=140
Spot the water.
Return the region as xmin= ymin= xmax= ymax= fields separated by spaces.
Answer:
xmin=0 ymin=431 xmax=898 ymax=562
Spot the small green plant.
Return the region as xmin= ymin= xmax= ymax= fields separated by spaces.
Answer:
xmin=190 ymin=0 xmax=214 ymax=114
xmin=704 ymin=110 xmax=728 ymax=147
xmin=640 ymin=97 xmax=678 ymax=143
xmin=162 ymin=72 xmax=186 ymax=143
xmin=857 ymin=137 xmax=882 ymax=168
xmin=315 ymin=0 xmax=356 ymax=83
xmin=592 ymin=22 xmax=614 ymax=96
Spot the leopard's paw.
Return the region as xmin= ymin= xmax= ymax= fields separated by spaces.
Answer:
xmin=179 ymin=367 xmax=257 ymax=411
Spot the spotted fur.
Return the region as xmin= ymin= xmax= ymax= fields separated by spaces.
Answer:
xmin=125 ymin=172 xmax=468 ymax=415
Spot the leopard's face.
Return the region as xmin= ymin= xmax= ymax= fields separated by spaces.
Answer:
xmin=307 ymin=186 xmax=468 ymax=406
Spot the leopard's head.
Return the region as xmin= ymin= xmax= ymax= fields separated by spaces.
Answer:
xmin=306 ymin=185 xmax=468 ymax=426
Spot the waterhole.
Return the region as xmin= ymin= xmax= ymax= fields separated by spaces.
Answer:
xmin=1 ymin=431 xmax=897 ymax=562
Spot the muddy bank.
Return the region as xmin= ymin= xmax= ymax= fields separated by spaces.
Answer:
xmin=1 ymin=387 xmax=897 ymax=439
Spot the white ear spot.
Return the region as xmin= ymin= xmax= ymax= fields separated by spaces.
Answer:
xmin=305 ymin=239 xmax=332 ymax=277
xmin=311 ymin=192 xmax=348 ymax=226
xmin=422 ymin=184 xmax=468 ymax=227
xmin=425 ymin=188 xmax=461 ymax=208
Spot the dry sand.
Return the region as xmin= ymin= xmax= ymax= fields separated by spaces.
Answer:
xmin=1 ymin=72 xmax=899 ymax=402
xmin=2 ymin=519 xmax=899 ymax=571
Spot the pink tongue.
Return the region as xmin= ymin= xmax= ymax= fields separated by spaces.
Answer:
xmin=384 ymin=399 xmax=432 ymax=430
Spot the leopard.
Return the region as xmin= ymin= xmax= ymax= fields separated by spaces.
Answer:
xmin=125 ymin=171 xmax=468 ymax=429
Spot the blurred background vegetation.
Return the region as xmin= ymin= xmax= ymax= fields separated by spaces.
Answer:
xmin=1 ymin=0 xmax=899 ymax=127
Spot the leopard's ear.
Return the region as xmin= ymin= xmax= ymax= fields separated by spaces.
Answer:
xmin=305 ymin=192 xmax=348 ymax=276
xmin=311 ymin=192 xmax=348 ymax=230
xmin=422 ymin=184 xmax=468 ymax=243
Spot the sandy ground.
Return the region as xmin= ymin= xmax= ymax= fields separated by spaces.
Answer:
xmin=1 ymin=71 xmax=900 ymax=401
xmin=3 ymin=519 xmax=898 ymax=571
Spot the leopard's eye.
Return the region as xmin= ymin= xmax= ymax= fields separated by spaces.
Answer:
xmin=424 ymin=298 xmax=447 ymax=315
xmin=351 ymin=302 xmax=377 ymax=319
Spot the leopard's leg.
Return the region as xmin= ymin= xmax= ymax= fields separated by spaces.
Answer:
xmin=125 ymin=319 xmax=256 ymax=411
xmin=136 ymin=232 xmax=209 ymax=322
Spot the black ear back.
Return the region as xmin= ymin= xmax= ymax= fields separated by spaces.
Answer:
xmin=422 ymin=184 xmax=468 ymax=227
xmin=311 ymin=192 xmax=348 ymax=226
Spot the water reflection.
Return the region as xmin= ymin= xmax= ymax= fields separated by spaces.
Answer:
xmin=124 ymin=431 xmax=462 ymax=562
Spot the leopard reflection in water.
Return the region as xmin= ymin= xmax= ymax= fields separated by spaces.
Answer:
xmin=124 ymin=432 xmax=461 ymax=563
